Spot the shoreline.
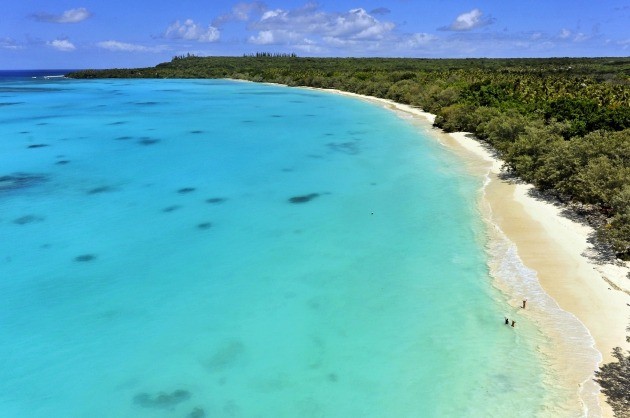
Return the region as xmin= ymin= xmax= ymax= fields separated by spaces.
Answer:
xmin=293 ymin=86 xmax=630 ymax=416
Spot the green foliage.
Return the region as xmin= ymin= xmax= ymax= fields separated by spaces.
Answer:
xmin=66 ymin=56 xmax=630 ymax=258
xmin=596 ymin=331 xmax=630 ymax=418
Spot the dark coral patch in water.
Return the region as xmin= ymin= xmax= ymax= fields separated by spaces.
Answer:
xmin=162 ymin=205 xmax=181 ymax=213
xmin=75 ymin=254 xmax=96 ymax=262
xmin=133 ymin=390 xmax=191 ymax=409
xmin=206 ymin=197 xmax=226 ymax=204
xmin=204 ymin=340 xmax=245 ymax=371
xmin=13 ymin=215 xmax=44 ymax=225
xmin=87 ymin=186 xmax=115 ymax=195
xmin=178 ymin=187 xmax=196 ymax=194
xmin=197 ymin=222 xmax=212 ymax=230
xmin=138 ymin=138 xmax=160 ymax=146
xmin=187 ymin=407 xmax=206 ymax=418
xmin=289 ymin=193 xmax=320 ymax=204
xmin=27 ymin=144 xmax=49 ymax=149
xmin=327 ymin=142 xmax=359 ymax=155
xmin=0 ymin=173 xmax=47 ymax=192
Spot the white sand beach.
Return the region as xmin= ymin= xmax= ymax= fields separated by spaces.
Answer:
xmin=305 ymin=88 xmax=630 ymax=417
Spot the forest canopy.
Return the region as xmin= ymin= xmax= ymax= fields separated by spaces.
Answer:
xmin=68 ymin=56 xmax=630 ymax=259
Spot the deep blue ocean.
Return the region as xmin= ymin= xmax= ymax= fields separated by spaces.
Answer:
xmin=0 ymin=71 xmax=586 ymax=417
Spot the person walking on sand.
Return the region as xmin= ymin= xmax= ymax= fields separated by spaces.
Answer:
xmin=511 ymin=320 xmax=516 ymax=327
xmin=522 ymin=299 xmax=527 ymax=309
xmin=505 ymin=317 xmax=509 ymax=325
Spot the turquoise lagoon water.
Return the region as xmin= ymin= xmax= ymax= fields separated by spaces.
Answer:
xmin=0 ymin=76 xmax=581 ymax=417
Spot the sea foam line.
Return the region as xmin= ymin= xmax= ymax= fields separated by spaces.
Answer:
xmin=479 ymin=177 xmax=603 ymax=417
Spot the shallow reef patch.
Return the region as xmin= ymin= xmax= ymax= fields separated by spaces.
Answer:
xmin=288 ymin=193 xmax=320 ymax=204
xmin=13 ymin=215 xmax=45 ymax=225
xmin=0 ymin=173 xmax=48 ymax=192
xmin=162 ymin=205 xmax=181 ymax=213
xmin=74 ymin=254 xmax=96 ymax=262
xmin=132 ymin=389 xmax=191 ymax=409
xmin=138 ymin=138 xmax=160 ymax=146
xmin=187 ymin=407 xmax=206 ymax=418
xmin=203 ymin=340 xmax=245 ymax=371
xmin=197 ymin=222 xmax=212 ymax=230
xmin=87 ymin=186 xmax=116 ymax=195
xmin=327 ymin=142 xmax=359 ymax=155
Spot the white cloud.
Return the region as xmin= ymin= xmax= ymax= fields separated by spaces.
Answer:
xmin=249 ymin=30 xmax=277 ymax=45
xmin=404 ymin=33 xmax=438 ymax=48
xmin=558 ymin=29 xmax=591 ymax=43
xmin=32 ymin=8 xmax=91 ymax=24
xmin=47 ymin=39 xmax=76 ymax=51
xmin=249 ymin=30 xmax=279 ymax=45
xmin=559 ymin=28 xmax=572 ymax=39
xmin=248 ymin=5 xmax=396 ymax=46
xmin=439 ymin=8 xmax=495 ymax=31
xmin=249 ymin=29 xmax=315 ymax=46
xmin=164 ymin=19 xmax=220 ymax=42
xmin=0 ymin=37 xmax=23 ymax=50
xmin=213 ymin=1 xmax=266 ymax=26
xmin=573 ymin=32 xmax=589 ymax=42
xmin=97 ymin=40 xmax=168 ymax=53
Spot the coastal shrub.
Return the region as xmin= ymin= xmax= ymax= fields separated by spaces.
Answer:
xmin=595 ymin=327 xmax=630 ymax=418
xmin=434 ymin=103 xmax=476 ymax=132
xmin=573 ymin=157 xmax=630 ymax=206
xmin=503 ymin=123 xmax=566 ymax=185
xmin=601 ymin=213 xmax=630 ymax=259
xmin=470 ymin=106 xmax=503 ymax=140
xmin=479 ymin=111 xmax=530 ymax=155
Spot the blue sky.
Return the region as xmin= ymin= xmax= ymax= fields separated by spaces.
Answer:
xmin=1 ymin=1 xmax=629 ymax=69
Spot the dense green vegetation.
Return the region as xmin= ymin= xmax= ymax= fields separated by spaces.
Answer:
xmin=68 ymin=56 xmax=630 ymax=259
xmin=596 ymin=328 xmax=630 ymax=417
